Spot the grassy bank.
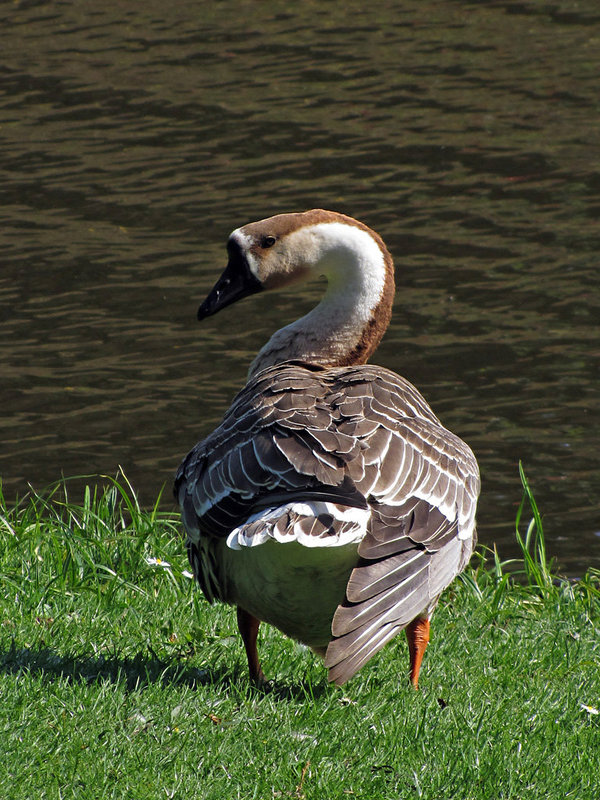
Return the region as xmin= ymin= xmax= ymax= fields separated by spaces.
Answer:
xmin=0 ymin=471 xmax=598 ymax=800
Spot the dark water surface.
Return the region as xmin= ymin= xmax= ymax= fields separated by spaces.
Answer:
xmin=1 ymin=0 xmax=599 ymax=574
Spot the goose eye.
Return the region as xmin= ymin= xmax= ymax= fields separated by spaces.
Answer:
xmin=261 ymin=235 xmax=277 ymax=248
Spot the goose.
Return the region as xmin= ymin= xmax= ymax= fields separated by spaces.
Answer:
xmin=175 ymin=209 xmax=480 ymax=688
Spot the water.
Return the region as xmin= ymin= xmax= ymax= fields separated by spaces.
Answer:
xmin=1 ymin=0 xmax=599 ymax=574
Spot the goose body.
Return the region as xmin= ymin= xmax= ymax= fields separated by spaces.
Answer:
xmin=175 ymin=210 xmax=480 ymax=686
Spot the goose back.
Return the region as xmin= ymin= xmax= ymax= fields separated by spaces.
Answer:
xmin=175 ymin=359 xmax=479 ymax=684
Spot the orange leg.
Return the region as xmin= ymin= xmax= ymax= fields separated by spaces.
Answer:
xmin=236 ymin=607 xmax=266 ymax=684
xmin=405 ymin=617 xmax=430 ymax=690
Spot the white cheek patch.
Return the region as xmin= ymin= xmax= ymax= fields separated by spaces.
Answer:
xmin=231 ymin=227 xmax=260 ymax=279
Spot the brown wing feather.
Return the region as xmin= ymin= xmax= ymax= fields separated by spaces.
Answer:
xmin=324 ymin=500 xmax=468 ymax=685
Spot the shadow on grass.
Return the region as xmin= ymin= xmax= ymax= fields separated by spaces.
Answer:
xmin=0 ymin=641 xmax=328 ymax=700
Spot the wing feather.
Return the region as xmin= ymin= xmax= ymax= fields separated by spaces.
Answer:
xmin=324 ymin=498 xmax=467 ymax=684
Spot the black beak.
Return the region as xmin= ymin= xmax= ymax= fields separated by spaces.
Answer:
xmin=197 ymin=246 xmax=263 ymax=321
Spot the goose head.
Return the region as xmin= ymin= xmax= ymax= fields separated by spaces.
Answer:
xmin=197 ymin=209 xmax=395 ymax=376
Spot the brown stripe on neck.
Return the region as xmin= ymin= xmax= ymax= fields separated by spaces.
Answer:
xmin=337 ymin=242 xmax=395 ymax=366
xmin=292 ymin=211 xmax=396 ymax=367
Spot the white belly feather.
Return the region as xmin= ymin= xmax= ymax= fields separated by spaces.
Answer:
xmin=217 ymin=536 xmax=360 ymax=649
xmin=206 ymin=500 xmax=368 ymax=648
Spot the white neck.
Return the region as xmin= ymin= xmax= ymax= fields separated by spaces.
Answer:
xmin=248 ymin=222 xmax=393 ymax=378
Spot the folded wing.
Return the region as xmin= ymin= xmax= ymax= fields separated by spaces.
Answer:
xmin=175 ymin=361 xmax=480 ymax=680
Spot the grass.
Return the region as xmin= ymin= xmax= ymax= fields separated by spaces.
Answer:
xmin=0 ymin=469 xmax=599 ymax=800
